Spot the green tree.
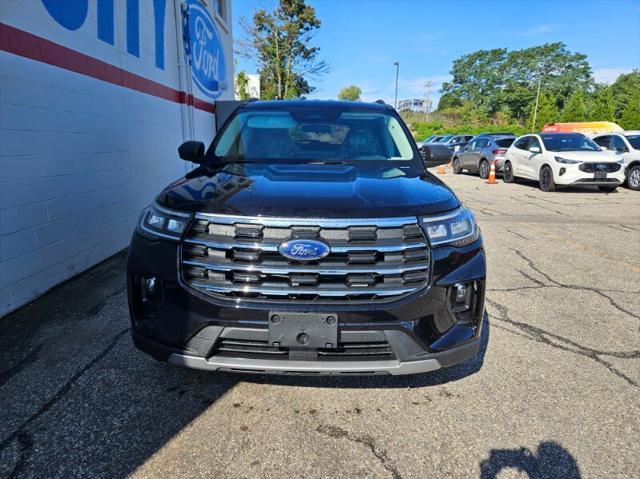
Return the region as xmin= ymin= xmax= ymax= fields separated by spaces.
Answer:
xmin=338 ymin=85 xmax=361 ymax=101
xmin=562 ymin=91 xmax=587 ymax=122
xmin=619 ymin=91 xmax=640 ymax=129
xmin=440 ymin=43 xmax=593 ymax=121
xmin=587 ymin=86 xmax=616 ymax=121
xmin=610 ymin=69 xmax=640 ymax=118
xmin=238 ymin=0 xmax=328 ymax=99
xmin=236 ymin=71 xmax=250 ymax=100
xmin=528 ymin=92 xmax=559 ymax=131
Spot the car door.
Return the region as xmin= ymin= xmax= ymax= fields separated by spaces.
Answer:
xmin=469 ymin=138 xmax=488 ymax=170
xmin=449 ymin=136 xmax=463 ymax=152
xmin=509 ymin=136 xmax=531 ymax=177
xmin=610 ymin=135 xmax=630 ymax=165
xmin=526 ymin=136 xmax=545 ymax=178
xmin=458 ymin=139 xmax=475 ymax=167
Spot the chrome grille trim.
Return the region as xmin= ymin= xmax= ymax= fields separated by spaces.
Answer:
xmin=180 ymin=215 xmax=430 ymax=304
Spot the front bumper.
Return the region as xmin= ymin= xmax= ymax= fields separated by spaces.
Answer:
xmin=554 ymin=165 xmax=625 ymax=186
xmin=127 ymin=232 xmax=486 ymax=376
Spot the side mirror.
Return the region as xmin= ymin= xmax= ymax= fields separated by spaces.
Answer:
xmin=420 ymin=144 xmax=452 ymax=168
xmin=529 ymin=146 xmax=541 ymax=154
xmin=178 ymin=141 xmax=205 ymax=163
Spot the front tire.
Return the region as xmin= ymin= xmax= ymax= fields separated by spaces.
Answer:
xmin=599 ymin=185 xmax=618 ymax=193
xmin=627 ymin=165 xmax=640 ymax=191
xmin=539 ymin=166 xmax=556 ymax=192
xmin=479 ymin=160 xmax=490 ymax=179
xmin=503 ymin=161 xmax=515 ymax=183
xmin=452 ymin=158 xmax=462 ymax=174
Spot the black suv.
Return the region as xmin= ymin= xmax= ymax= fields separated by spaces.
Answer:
xmin=127 ymin=100 xmax=486 ymax=375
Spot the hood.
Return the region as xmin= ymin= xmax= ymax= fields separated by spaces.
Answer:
xmin=552 ymin=150 xmax=620 ymax=163
xmin=157 ymin=163 xmax=460 ymax=218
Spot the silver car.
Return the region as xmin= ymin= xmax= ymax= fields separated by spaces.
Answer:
xmin=452 ymin=134 xmax=516 ymax=178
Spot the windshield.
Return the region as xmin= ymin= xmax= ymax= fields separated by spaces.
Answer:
xmin=540 ymin=134 xmax=601 ymax=152
xmin=437 ymin=135 xmax=454 ymax=143
xmin=626 ymin=135 xmax=640 ymax=149
xmin=213 ymin=107 xmax=416 ymax=163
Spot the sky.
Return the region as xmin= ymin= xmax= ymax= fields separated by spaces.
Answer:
xmin=232 ymin=0 xmax=640 ymax=106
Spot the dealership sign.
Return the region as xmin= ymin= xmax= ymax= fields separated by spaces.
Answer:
xmin=182 ymin=0 xmax=226 ymax=99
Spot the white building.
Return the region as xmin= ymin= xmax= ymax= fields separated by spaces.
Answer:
xmin=0 ymin=0 xmax=235 ymax=317
xmin=397 ymin=98 xmax=428 ymax=113
xmin=235 ymin=73 xmax=261 ymax=100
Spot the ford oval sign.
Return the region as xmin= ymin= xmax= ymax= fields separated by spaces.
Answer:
xmin=183 ymin=0 xmax=226 ymax=99
xmin=279 ymin=239 xmax=330 ymax=262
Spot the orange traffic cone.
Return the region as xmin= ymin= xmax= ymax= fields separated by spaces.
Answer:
xmin=437 ymin=164 xmax=446 ymax=175
xmin=486 ymin=161 xmax=497 ymax=184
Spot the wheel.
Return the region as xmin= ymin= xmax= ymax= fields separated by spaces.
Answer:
xmin=539 ymin=166 xmax=556 ymax=192
xmin=452 ymin=158 xmax=462 ymax=174
xmin=598 ymin=185 xmax=618 ymax=193
xmin=627 ymin=165 xmax=640 ymax=191
xmin=503 ymin=161 xmax=515 ymax=183
xmin=479 ymin=160 xmax=490 ymax=179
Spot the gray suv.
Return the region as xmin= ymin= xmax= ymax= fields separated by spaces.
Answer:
xmin=452 ymin=134 xmax=516 ymax=178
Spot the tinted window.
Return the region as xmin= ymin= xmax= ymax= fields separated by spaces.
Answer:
xmin=540 ymin=134 xmax=600 ymax=152
xmin=611 ymin=136 xmax=628 ymax=151
xmin=214 ymin=108 xmax=416 ymax=162
xmin=593 ymin=136 xmax=611 ymax=148
xmin=528 ymin=137 xmax=541 ymax=151
xmin=514 ymin=137 xmax=531 ymax=150
xmin=495 ymin=138 xmax=515 ymax=148
xmin=477 ymin=139 xmax=490 ymax=148
xmin=626 ymin=135 xmax=640 ymax=149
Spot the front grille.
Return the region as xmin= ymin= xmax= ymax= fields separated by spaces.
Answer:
xmin=214 ymin=335 xmax=395 ymax=361
xmin=180 ymin=214 xmax=430 ymax=303
xmin=579 ymin=162 xmax=621 ymax=173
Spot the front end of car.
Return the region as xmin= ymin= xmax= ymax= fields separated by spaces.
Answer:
xmin=127 ymin=203 xmax=486 ymax=376
xmin=551 ymin=154 xmax=626 ymax=186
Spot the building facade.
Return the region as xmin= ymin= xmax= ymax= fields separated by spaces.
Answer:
xmin=397 ymin=98 xmax=428 ymax=113
xmin=0 ymin=0 xmax=234 ymax=316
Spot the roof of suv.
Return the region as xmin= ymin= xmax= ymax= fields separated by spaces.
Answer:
xmin=242 ymin=99 xmax=393 ymax=112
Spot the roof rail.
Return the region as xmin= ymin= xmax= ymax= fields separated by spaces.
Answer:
xmin=374 ymin=99 xmax=386 ymax=105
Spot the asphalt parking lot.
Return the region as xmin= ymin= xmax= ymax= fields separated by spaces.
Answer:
xmin=1 ymin=172 xmax=639 ymax=479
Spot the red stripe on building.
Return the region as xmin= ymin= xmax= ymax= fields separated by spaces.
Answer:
xmin=0 ymin=23 xmax=215 ymax=113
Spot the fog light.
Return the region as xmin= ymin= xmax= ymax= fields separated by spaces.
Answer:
xmin=145 ymin=277 xmax=157 ymax=294
xmin=141 ymin=276 xmax=160 ymax=305
xmin=559 ymin=167 xmax=566 ymax=176
xmin=455 ymin=283 xmax=467 ymax=302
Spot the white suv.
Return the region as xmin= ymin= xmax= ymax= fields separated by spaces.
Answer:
xmin=592 ymin=131 xmax=640 ymax=191
xmin=503 ymin=133 xmax=626 ymax=192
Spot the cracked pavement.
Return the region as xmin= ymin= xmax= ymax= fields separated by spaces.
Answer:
xmin=1 ymin=173 xmax=639 ymax=478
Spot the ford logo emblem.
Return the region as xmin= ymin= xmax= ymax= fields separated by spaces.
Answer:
xmin=279 ymin=239 xmax=330 ymax=262
xmin=183 ymin=0 xmax=226 ymax=99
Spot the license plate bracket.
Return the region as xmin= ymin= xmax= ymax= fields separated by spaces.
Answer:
xmin=268 ymin=312 xmax=338 ymax=349
xmin=594 ymin=172 xmax=607 ymax=180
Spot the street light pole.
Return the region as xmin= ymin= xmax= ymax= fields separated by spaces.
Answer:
xmin=394 ymin=61 xmax=399 ymax=109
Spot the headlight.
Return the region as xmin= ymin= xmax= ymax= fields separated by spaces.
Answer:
xmin=137 ymin=203 xmax=192 ymax=241
xmin=554 ymin=156 xmax=581 ymax=164
xmin=420 ymin=207 xmax=479 ymax=247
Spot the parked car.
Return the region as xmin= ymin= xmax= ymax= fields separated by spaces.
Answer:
xmin=431 ymin=134 xmax=474 ymax=153
xmin=416 ymin=134 xmax=439 ymax=148
xmin=592 ymin=131 xmax=640 ymax=190
xmin=127 ymin=100 xmax=486 ymax=376
xmin=452 ymin=134 xmax=516 ymax=178
xmin=502 ymin=133 xmax=625 ymax=192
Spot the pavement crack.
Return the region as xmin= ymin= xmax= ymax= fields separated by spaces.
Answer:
xmin=316 ymin=424 xmax=401 ymax=479
xmin=511 ymin=248 xmax=640 ymax=321
xmin=7 ymin=431 xmax=32 ymax=479
xmin=0 ymin=328 xmax=130 ymax=455
xmin=506 ymin=229 xmax=530 ymax=240
xmin=486 ymin=298 xmax=638 ymax=387
xmin=0 ymin=343 xmax=45 ymax=388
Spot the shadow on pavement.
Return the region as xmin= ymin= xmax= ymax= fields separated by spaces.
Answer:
xmin=479 ymin=441 xmax=582 ymax=479
xmin=0 ymin=252 xmax=239 ymax=478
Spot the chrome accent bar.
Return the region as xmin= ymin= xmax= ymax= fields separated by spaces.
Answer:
xmin=188 ymin=281 xmax=418 ymax=297
xmin=194 ymin=212 xmax=419 ymax=228
xmin=169 ymin=354 xmax=442 ymax=375
xmin=184 ymin=236 xmax=427 ymax=252
xmin=182 ymin=258 xmax=429 ymax=275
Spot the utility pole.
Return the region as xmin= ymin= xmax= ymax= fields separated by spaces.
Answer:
xmin=531 ymin=74 xmax=542 ymax=132
xmin=394 ymin=61 xmax=399 ymax=109
xmin=424 ymin=80 xmax=433 ymax=121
